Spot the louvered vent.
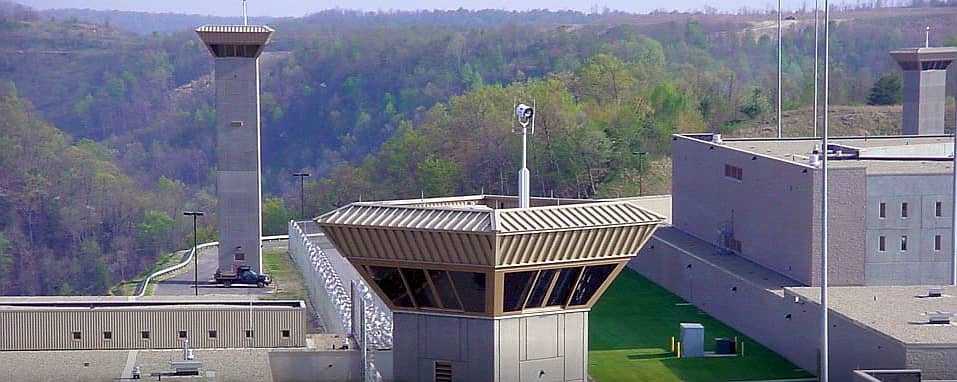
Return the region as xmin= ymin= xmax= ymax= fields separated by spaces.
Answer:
xmin=434 ymin=360 xmax=452 ymax=382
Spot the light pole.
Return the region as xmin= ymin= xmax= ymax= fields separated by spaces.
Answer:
xmin=633 ymin=152 xmax=648 ymax=196
xmin=820 ymin=0 xmax=831 ymax=379
xmin=778 ymin=0 xmax=783 ymax=138
xmin=293 ymin=172 xmax=310 ymax=220
xmin=183 ymin=211 xmax=204 ymax=296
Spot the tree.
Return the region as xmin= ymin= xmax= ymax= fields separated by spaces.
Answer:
xmin=866 ymin=73 xmax=902 ymax=106
xmin=262 ymin=197 xmax=295 ymax=236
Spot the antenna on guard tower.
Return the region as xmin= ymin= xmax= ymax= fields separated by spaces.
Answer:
xmin=243 ymin=0 xmax=248 ymax=26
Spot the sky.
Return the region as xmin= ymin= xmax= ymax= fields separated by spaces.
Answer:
xmin=15 ymin=0 xmax=806 ymax=17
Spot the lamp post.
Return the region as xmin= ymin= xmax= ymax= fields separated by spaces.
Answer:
xmin=183 ymin=211 xmax=204 ymax=296
xmin=292 ymin=172 xmax=310 ymax=220
xmin=633 ymin=152 xmax=648 ymax=196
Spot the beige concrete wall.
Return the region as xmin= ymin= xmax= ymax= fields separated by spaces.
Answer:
xmin=0 ymin=348 xmax=363 ymax=382
xmin=905 ymin=346 xmax=957 ymax=380
xmin=0 ymin=307 xmax=304 ymax=350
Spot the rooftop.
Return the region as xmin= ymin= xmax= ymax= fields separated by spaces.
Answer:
xmin=788 ymin=285 xmax=957 ymax=345
xmin=686 ymin=134 xmax=956 ymax=175
xmin=0 ymin=296 xmax=303 ymax=311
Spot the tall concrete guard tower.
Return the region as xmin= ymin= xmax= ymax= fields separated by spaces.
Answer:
xmin=317 ymin=195 xmax=664 ymax=381
xmin=196 ymin=25 xmax=274 ymax=273
xmin=890 ymin=47 xmax=957 ymax=135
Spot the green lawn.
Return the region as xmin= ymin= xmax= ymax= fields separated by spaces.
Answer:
xmin=262 ymin=248 xmax=309 ymax=301
xmin=589 ymin=269 xmax=814 ymax=382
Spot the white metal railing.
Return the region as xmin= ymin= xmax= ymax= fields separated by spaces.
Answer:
xmin=135 ymin=235 xmax=288 ymax=297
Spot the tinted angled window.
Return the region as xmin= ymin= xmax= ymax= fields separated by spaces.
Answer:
xmin=525 ymin=269 xmax=556 ymax=308
xmin=401 ymin=268 xmax=438 ymax=308
xmin=450 ymin=271 xmax=486 ymax=313
xmin=428 ymin=270 xmax=463 ymax=310
xmin=547 ymin=267 xmax=582 ymax=306
xmin=209 ymin=44 xmax=260 ymax=58
xmin=503 ymin=271 xmax=537 ymax=312
xmin=569 ymin=264 xmax=617 ymax=306
xmin=368 ymin=266 xmax=414 ymax=308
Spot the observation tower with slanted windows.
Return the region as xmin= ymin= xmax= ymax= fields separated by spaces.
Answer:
xmin=316 ymin=195 xmax=664 ymax=382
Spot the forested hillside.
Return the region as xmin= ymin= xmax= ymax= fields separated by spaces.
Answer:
xmin=2 ymin=0 xmax=957 ymax=294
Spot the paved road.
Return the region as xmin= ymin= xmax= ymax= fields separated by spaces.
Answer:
xmin=152 ymin=241 xmax=286 ymax=297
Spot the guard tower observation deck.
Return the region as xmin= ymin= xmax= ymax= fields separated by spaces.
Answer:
xmin=890 ymin=47 xmax=957 ymax=135
xmin=196 ymin=25 xmax=273 ymax=274
xmin=317 ymin=195 xmax=664 ymax=381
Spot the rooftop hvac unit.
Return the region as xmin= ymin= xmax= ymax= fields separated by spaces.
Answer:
xmin=928 ymin=288 xmax=943 ymax=298
xmin=925 ymin=311 xmax=954 ymax=324
xmin=712 ymin=134 xmax=723 ymax=144
xmin=808 ymin=154 xmax=820 ymax=167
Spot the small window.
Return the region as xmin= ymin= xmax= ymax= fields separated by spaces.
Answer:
xmin=901 ymin=203 xmax=909 ymax=218
xmin=103 ymin=331 xmax=112 ymax=340
xmin=569 ymin=264 xmax=617 ymax=306
xmin=901 ymin=235 xmax=908 ymax=251
xmin=879 ymin=202 xmax=886 ymax=218
xmin=434 ymin=360 xmax=452 ymax=382
xmin=141 ymin=331 xmax=151 ymax=340
xmin=402 ymin=268 xmax=438 ymax=308
xmin=724 ymin=164 xmax=743 ymax=181
xmin=368 ymin=266 xmax=414 ymax=308
xmin=178 ymin=331 xmax=187 ymax=339
xmin=234 ymin=252 xmax=245 ymax=261
xmin=936 ymin=202 xmax=943 ymax=217
xmin=208 ymin=330 xmax=218 ymax=339
xmin=72 ymin=331 xmax=81 ymax=340
xmin=936 ymin=235 xmax=942 ymax=251
xmin=547 ymin=267 xmax=582 ymax=306
xmin=281 ymin=330 xmax=290 ymax=338
xmin=245 ymin=330 xmax=254 ymax=338
xmin=879 ymin=236 xmax=886 ymax=252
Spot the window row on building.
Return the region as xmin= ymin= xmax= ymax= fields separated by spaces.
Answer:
xmin=878 ymin=201 xmax=947 ymax=219
xmin=724 ymin=164 xmax=743 ymax=181
xmin=878 ymin=234 xmax=946 ymax=252
xmin=365 ymin=266 xmax=487 ymax=313
xmin=69 ymin=328 xmax=291 ymax=341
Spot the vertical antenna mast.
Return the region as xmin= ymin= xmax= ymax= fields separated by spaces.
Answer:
xmin=926 ymin=26 xmax=930 ymax=48
xmin=243 ymin=0 xmax=248 ymax=26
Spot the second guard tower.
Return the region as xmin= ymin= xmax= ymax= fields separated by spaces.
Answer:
xmin=317 ymin=195 xmax=664 ymax=381
xmin=196 ymin=25 xmax=274 ymax=273
xmin=890 ymin=46 xmax=957 ymax=135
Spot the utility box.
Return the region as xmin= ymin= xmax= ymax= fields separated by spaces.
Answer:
xmin=679 ymin=323 xmax=704 ymax=358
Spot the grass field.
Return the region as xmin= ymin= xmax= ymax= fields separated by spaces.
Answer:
xmin=589 ymin=269 xmax=814 ymax=382
xmin=262 ymin=248 xmax=309 ymax=301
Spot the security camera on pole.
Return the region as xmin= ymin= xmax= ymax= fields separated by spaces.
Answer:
xmin=514 ymin=102 xmax=535 ymax=208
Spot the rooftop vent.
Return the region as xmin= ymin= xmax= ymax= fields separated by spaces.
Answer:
xmin=808 ymin=154 xmax=820 ymax=167
xmin=928 ymin=288 xmax=943 ymax=298
xmin=712 ymin=134 xmax=723 ymax=144
xmin=925 ymin=311 xmax=954 ymax=324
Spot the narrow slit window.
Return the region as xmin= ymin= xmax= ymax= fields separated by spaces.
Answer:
xmin=901 ymin=235 xmax=908 ymax=251
xmin=879 ymin=202 xmax=886 ymax=218
xmin=901 ymin=202 xmax=909 ymax=218
xmin=879 ymin=236 xmax=886 ymax=252
xmin=935 ymin=235 xmax=942 ymax=251
xmin=936 ymin=202 xmax=943 ymax=217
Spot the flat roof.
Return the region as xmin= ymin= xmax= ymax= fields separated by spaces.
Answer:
xmin=648 ymin=226 xmax=803 ymax=292
xmin=684 ymin=134 xmax=955 ymax=175
xmin=788 ymin=286 xmax=957 ymax=345
xmin=0 ymin=296 xmax=303 ymax=310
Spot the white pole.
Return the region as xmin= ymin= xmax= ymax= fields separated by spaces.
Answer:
xmin=243 ymin=0 xmax=248 ymax=26
xmin=953 ymin=87 xmax=957 ymax=286
xmin=778 ymin=0 xmax=783 ymax=138
xmin=519 ymin=124 xmax=530 ymax=208
xmin=813 ymin=0 xmax=819 ymax=138
xmin=820 ymin=0 xmax=830 ymax=380
xmin=926 ymin=26 xmax=930 ymax=48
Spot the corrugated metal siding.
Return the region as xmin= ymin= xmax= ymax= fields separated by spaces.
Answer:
xmin=495 ymin=202 xmax=665 ymax=233
xmin=318 ymin=205 xmax=493 ymax=233
xmin=0 ymin=307 xmax=303 ymax=351
xmin=322 ymin=226 xmax=495 ymax=266
xmin=495 ymin=225 xmax=656 ymax=267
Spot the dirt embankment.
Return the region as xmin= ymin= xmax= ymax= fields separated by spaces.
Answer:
xmin=729 ymin=104 xmax=957 ymax=138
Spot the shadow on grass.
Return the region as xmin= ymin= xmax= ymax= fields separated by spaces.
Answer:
xmin=626 ymin=352 xmax=673 ymax=360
